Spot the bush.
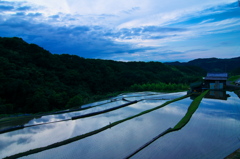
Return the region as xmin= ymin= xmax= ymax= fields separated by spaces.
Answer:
xmin=66 ymin=94 xmax=87 ymax=108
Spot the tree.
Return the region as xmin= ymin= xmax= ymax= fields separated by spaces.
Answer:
xmin=66 ymin=94 xmax=84 ymax=108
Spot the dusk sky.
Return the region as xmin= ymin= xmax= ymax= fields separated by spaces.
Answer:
xmin=0 ymin=0 xmax=239 ymax=62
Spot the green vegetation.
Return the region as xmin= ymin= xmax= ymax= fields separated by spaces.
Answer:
xmin=230 ymin=67 xmax=240 ymax=76
xmin=228 ymin=75 xmax=240 ymax=82
xmin=173 ymin=90 xmax=209 ymax=129
xmin=4 ymin=94 xmax=190 ymax=159
xmin=0 ymin=37 xmax=205 ymax=115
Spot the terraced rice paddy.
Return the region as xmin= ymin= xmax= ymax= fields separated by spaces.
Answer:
xmin=0 ymin=91 xmax=240 ymax=159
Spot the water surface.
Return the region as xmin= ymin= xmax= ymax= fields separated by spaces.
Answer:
xmin=0 ymin=91 xmax=239 ymax=159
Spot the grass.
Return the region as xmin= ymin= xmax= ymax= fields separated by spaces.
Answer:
xmin=173 ymin=90 xmax=209 ymax=130
xmin=4 ymin=93 xmax=190 ymax=159
xmin=228 ymin=75 xmax=240 ymax=82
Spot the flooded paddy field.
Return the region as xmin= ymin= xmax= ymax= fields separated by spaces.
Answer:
xmin=0 ymin=91 xmax=240 ymax=159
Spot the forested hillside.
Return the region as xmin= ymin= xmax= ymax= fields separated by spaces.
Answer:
xmin=0 ymin=37 xmax=205 ymax=114
xmin=165 ymin=57 xmax=240 ymax=74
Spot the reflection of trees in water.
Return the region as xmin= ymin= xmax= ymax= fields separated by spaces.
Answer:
xmin=0 ymin=116 xmax=33 ymax=130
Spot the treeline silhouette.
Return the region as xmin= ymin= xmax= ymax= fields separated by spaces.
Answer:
xmin=165 ymin=57 xmax=240 ymax=74
xmin=0 ymin=37 xmax=205 ymax=114
xmin=129 ymin=82 xmax=188 ymax=92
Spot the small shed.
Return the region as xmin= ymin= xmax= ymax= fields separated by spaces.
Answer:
xmin=203 ymin=73 xmax=228 ymax=90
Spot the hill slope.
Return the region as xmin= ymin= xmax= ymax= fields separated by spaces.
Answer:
xmin=0 ymin=37 xmax=205 ymax=114
xmin=165 ymin=57 xmax=240 ymax=73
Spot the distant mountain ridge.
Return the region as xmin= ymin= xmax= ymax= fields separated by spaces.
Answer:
xmin=165 ymin=57 xmax=240 ymax=73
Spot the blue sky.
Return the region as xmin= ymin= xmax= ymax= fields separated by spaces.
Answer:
xmin=0 ymin=0 xmax=239 ymax=62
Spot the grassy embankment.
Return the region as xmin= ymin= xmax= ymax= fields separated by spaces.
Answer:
xmin=4 ymin=93 xmax=191 ymax=159
xmin=173 ymin=90 xmax=209 ymax=130
xmin=228 ymin=75 xmax=240 ymax=84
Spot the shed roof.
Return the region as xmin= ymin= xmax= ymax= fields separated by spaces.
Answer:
xmin=206 ymin=73 xmax=228 ymax=78
xmin=204 ymin=73 xmax=228 ymax=81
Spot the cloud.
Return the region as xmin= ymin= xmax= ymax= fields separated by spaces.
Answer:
xmin=102 ymin=26 xmax=187 ymax=42
xmin=0 ymin=12 xmax=158 ymax=59
xmin=0 ymin=1 xmax=34 ymax=12
xmin=16 ymin=6 xmax=31 ymax=11
xmin=106 ymin=48 xmax=187 ymax=62
xmin=184 ymin=49 xmax=209 ymax=53
xmin=0 ymin=0 xmax=14 ymax=5
xmin=27 ymin=12 xmax=42 ymax=17
xmin=0 ymin=5 xmax=14 ymax=11
xmin=199 ymin=19 xmax=215 ymax=24
xmin=142 ymin=26 xmax=187 ymax=33
xmin=121 ymin=7 xmax=140 ymax=14
xmin=72 ymin=26 xmax=90 ymax=32
xmin=15 ymin=12 xmax=25 ymax=16
xmin=49 ymin=14 xmax=60 ymax=19
xmin=0 ymin=0 xmax=239 ymax=62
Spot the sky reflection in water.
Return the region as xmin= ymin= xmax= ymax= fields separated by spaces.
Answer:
xmin=0 ymin=91 xmax=239 ymax=159
xmin=134 ymin=91 xmax=240 ymax=159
